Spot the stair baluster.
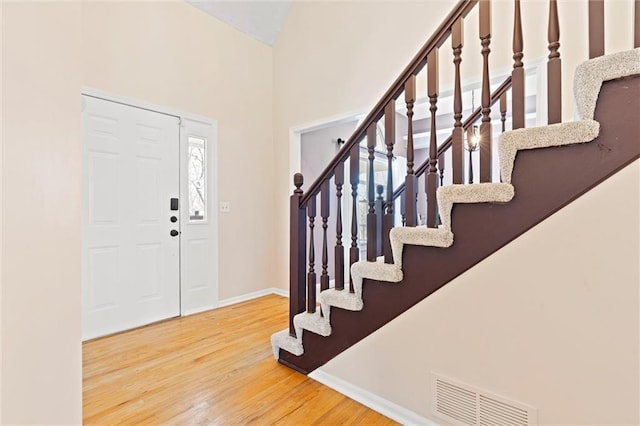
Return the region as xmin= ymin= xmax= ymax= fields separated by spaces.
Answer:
xmin=334 ymin=163 xmax=345 ymax=291
xmin=320 ymin=180 xmax=330 ymax=291
xmin=307 ymin=195 xmax=317 ymax=313
xmin=588 ymin=0 xmax=605 ymax=59
xmin=437 ymin=152 xmax=445 ymax=227
xmin=633 ymin=0 xmax=640 ymax=47
xmin=289 ymin=173 xmax=306 ymax=336
xmin=547 ymin=0 xmax=562 ymax=124
xmin=375 ymin=185 xmax=384 ymax=257
xmin=479 ymin=0 xmax=493 ymax=183
xmin=512 ymin=0 xmax=525 ymax=130
xmin=404 ymin=76 xmax=418 ymax=227
xmin=427 ymin=48 xmax=439 ymax=228
xmin=383 ymin=101 xmax=395 ymax=263
xmin=367 ymin=123 xmax=378 ymax=261
xmin=452 ymin=17 xmax=464 ymax=184
xmin=349 ymin=144 xmax=359 ymax=293
xmin=400 ymin=191 xmax=407 ymax=227
xmin=500 ymin=93 xmax=507 ymax=133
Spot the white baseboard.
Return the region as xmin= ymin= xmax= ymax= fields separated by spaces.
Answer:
xmin=308 ymin=369 xmax=438 ymax=426
xmin=181 ymin=304 xmax=218 ymax=316
xmin=216 ymin=283 xmax=342 ymax=309
xmin=217 ymin=287 xmax=288 ymax=308
xmin=271 ymin=287 xmax=289 ymax=298
xmin=267 ymin=281 xmax=339 ymax=300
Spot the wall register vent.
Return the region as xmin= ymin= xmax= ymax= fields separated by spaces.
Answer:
xmin=431 ymin=373 xmax=538 ymax=425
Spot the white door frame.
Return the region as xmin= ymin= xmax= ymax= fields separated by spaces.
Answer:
xmin=81 ymin=87 xmax=219 ymax=317
xmin=288 ymin=108 xmax=366 ymax=192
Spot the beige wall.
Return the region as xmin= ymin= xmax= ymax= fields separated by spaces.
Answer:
xmin=272 ymin=0 xmax=636 ymax=290
xmin=2 ymin=1 xmax=274 ymax=423
xmin=2 ymin=2 xmax=83 ymax=423
xmin=319 ymin=160 xmax=640 ymax=424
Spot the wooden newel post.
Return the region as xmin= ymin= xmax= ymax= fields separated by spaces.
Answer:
xmin=289 ymin=173 xmax=307 ymax=337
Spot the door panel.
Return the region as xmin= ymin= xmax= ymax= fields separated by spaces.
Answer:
xmin=89 ymin=152 xmax=119 ymax=224
xmin=87 ymin=247 xmax=119 ymax=311
xmin=82 ymin=96 xmax=180 ymax=340
xmin=184 ymin=238 xmax=208 ymax=291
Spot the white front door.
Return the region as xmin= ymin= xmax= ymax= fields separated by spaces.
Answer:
xmin=82 ymin=95 xmax=181 ymax=340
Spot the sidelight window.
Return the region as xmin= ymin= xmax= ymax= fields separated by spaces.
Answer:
xmin=188 ymin=136 xmax=206 ymax=221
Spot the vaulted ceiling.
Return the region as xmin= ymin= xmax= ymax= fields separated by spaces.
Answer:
xmin=186 ymin=1 xmax=292 ymax=46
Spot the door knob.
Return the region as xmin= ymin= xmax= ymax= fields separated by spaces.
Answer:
xmin=170 ymin=216 xmax=178 ymax=223
xmin=170 ymin=230 xmax=179 ymax=237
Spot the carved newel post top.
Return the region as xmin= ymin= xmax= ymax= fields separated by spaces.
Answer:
xmin=293 ymin=173 xmax=304 ymax=194
xmin=376 ymin=184 xmax=384 ymax=197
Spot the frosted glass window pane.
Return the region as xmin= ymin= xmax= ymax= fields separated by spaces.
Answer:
xmin=188 ymin=136 xmax=206 ymax=221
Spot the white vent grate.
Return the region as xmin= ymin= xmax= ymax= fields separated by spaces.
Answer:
xmin=432 ymin=373 xmax=537 ymax=426
xmin=435 ymin=379 xmax=476 ymax=425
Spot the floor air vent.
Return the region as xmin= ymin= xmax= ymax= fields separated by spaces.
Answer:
xmin=432 ymin=373 xmax=537 ymax=425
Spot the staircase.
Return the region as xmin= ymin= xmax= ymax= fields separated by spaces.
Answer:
xmin=272 ymin=0 xmax=640 ymax=375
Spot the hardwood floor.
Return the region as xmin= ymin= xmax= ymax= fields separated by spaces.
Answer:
xmin=83 ymin=294 xmax=398 ymax=425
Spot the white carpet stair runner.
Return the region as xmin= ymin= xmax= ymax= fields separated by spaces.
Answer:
xmin=271 ymin=48 xmax=640 ymax=360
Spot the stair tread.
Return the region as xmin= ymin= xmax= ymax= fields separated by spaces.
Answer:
xmin=437 ymin=183 xmax=515 ymax=230
xmin=499 ymin=120 xmax=600 ymax=183
xmin=294 ymin=311 xmax=331 ymax=336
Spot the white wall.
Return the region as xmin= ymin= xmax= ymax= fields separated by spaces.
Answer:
xmin=318 ymin=160 xmax=640 ymax=425
xmin=2 ymin=3 xmax=83 ymax=423
xmin=2 ymin=1 xmax=274 ymax=423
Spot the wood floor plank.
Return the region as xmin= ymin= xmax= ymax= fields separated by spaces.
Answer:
xmin=83 ymin=294 xmax=398 ymax=425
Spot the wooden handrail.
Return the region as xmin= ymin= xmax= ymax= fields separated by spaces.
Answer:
xmin=299 ymin=0 xmax=479 ymax=206
xmin=391 ymin=75 xmax=513 ymax=202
